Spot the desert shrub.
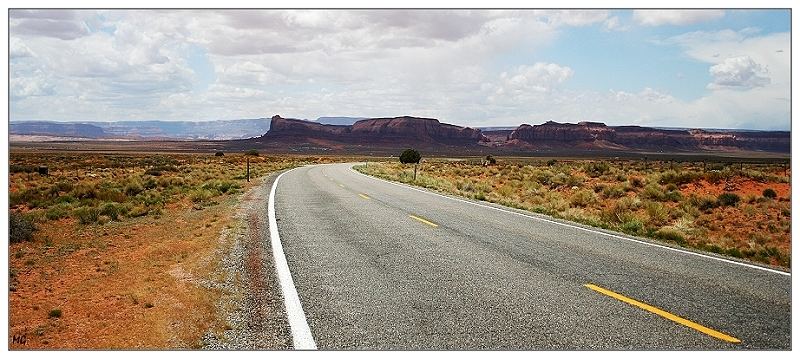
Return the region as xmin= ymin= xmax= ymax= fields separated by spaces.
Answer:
xmin=189 ymin=188 xmax=218 ymax=203
xmin=97 ymin=188 xmax=126 ymax=203
xmin=71 ymin=183 xmax=98 ymax=199
xmin=10 ymin=211 xmax=36 ymax=243
xmin=601 ymin=197 xmax=641 ymax=224
xmin=245 ymin=149 xmax=260 ymax=156
xmin=546 ymin=159 xmax=557 ymax=166
xmin=620 ymin=219 xmax=644 ymax=235
xmin=645 ymin=201 xmax=669 ymax=225
xmin=655 ymin=227 xmax=685 ymax=245
xmin=687 ymin=194 xmax=718 ymax=211
xmin=584 ymin=161 xmax=610 ymax=177
xmin=10 ymin=164 xmax=38 ymax=173
xmin=127 ymin=205 xmax=149 ymax=218
xmin=717 ymin=192 xmax=741 ymax=207
xmin=602 ymin=184 xmax=625 ymax=199
xmin=74 ymin=206 xmax=101 ymax=224
xmin=48 ymin=308 xmax=62 ymax=318
xmin=214 ymin=151 xmax=224 ymax=156
xmin=99 ymin=202 xmax=128 ymax=221
xmin=641 ymin=184 xmax=666 ymax=201
xmin=629 ymin=176 xmax=644 ymax=188
xmin=143 ymin=178 xmax=157 ymax=190
xmin=45 ymin=203 xmax=72 ymax=220
xmin=570 ymin=189 xmax=598 ymax=207
xmin=203 ymin=180 xmax=241 ymax=194
xmin=124 ymin=180 xmax=144 ymax=196
xmin=664 ymin=190 xmax=682 ymax=202
xmin=763 ymin=188 xmax=778 ymax=199
xmin=659 ymin=170 xmax=699 ymax=185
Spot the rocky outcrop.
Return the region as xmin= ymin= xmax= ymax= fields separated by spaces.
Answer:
xmin=266 ymin=115 xmax=488 ymax=145
xmin=509 ymin=121 xmax=789 ymax=153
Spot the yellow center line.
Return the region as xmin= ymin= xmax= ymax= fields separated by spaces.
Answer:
xmin=358 ymin=193 xmax=370 ymax=200
xmin=409 ymin=214 xmax=438 ymax=227
xmin=584 ymin=283 xmax=741 ymax=344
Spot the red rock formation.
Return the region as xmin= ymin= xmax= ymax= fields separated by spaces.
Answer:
xmin=267 ymin=115 xmax=487 ymax=145
xmin=509 ymin=121 xmax=789 ymax=152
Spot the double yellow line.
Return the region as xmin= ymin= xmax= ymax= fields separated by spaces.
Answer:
xmin=585 ymin=283 xmax=741 ymax=344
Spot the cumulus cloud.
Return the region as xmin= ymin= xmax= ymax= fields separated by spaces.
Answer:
xmin=633 ymin=10 xmax=725 ymax=26
xmin=8 ymin=9 xmax=790 ymax=130
xmin=708 ymin=56 xmax=770 ymax=90
xmin=496 ymin=63 xmax=574 ymax=95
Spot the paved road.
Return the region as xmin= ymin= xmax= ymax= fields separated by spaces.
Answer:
xmin=272 ymin=163 xmax=791 ymax=350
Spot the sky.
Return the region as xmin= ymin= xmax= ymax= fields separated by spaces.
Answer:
xmin=8 ymin=9 xmax=791 ymax=130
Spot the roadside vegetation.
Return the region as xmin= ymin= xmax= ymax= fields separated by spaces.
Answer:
xmin=7 ymin=152 xmax=339 ymax=348
xmin=356 ymin=158 xmax=790 ymax=268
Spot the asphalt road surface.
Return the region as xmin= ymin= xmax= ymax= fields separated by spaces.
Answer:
xmin=271 ymin=163 xmax=791 ymax=350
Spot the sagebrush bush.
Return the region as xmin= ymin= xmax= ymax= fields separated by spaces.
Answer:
xmin=10 ymin=211 xmax=36 ymax=243
xmin=655 ymin=227 xmax=685 ymax=244
xmin=74 ymin=206 xmax=101 ymax=225
xmin=570 ymin=189 xmax=598 ymax=207
xmin=717 ymin=192 xmax=741 ymax=207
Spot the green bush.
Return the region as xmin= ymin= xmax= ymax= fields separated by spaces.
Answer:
xmin=99 ymin=202 xmax=127 ymax=221
xmin=74 ymin=206 xmax=101 ymax=225
xmin=45 ymin=204 xmax=72 ymax=220
xmin=48 ymin=308 xmax=62 ymax=318
xmin=570 ymin=189 xmax=598 ymax=207
xmin=687 ymin=194 xmax=718 ymax=211
xmin=10 ymin=211 xmax=36 ymax=243
xmin=629 ymin=176 xmax=644 ymax=188
xmin=584 ymin=161 xmax=610 ymax=177
xmin=655 ymin=227 xmax=685 ymax=245
xmin=245 ymin=149 xmax=260 ymax=156
xmin=620 ymin=219 xmax=644 ymax=235
xmin=124 ymin=181 xmax=144 ymax=196
xmin=763 ymin=188 xmax=778 ymax=199
xmin=602 ymin=184 xmax=625 ymax=199
xmin=642 ymin=184 xmax=666 ymax=201
xmin=717 ymin=192 xmax=741 ymax=207
xmin=659 ymin=170 xmax=699 ymax=185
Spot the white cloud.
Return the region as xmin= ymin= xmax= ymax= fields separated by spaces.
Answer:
xmin=633 ymin=10 xmax=725 ymax=26
xmin=7 ymin=10 xmax=790 ymax=131
xmin=496 ymin=63 xmax=574 ymax=95
xmin=603 ymin=16 xmax=627 ymax=31
xmin=707 ymin=56 xmax=770 ymax=90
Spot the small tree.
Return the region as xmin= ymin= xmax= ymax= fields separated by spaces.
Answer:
xmin=399 ymin=148 xmax=422 ymax=181
xmin=214 ymin=151 xmax=224 ymax=157
xmin=483 ymin=155 xmax=497 ymax=166
xmin=244 ymin=149 xmax=259 ymax=156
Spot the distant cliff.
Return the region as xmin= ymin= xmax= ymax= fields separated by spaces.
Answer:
xmin=507 ymin=121 xmax=789 ymax=153
xmin=266 ymin=115 xmax=488 ymax=145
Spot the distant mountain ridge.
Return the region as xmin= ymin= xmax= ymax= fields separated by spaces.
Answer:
xmin=10 ymin=118 xmax=271 ymax=140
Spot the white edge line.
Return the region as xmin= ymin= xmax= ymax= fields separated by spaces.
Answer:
xmin=268 ymin=167 xmax=317 ymax=350
xmin=349 ymin=166 xmax=790 ymax=277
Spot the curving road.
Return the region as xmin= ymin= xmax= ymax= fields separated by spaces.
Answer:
xmin=270 ymin=163 xmax=791 ymax=350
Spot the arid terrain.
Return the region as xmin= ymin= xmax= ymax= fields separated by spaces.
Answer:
xmin=7 ymin=151 xmax=345 ymax=348
xmin=356 ymin=158 xmax=791 ymax=267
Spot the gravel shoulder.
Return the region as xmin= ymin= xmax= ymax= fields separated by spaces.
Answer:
xmin=202 ymin=172 xmax=292 ymax=349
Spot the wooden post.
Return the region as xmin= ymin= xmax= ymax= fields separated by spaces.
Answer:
xmin=246 ymin=157 xmax=250 ymax=182
xmin=414 ymin=163 xmax=418 ymax=181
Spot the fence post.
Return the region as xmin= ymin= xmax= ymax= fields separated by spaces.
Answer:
xmin=246 ymin=157 xmax=250 ymax=182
